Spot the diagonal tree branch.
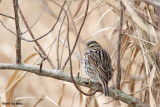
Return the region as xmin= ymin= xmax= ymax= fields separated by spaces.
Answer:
xmin=0 ymin=63 xmax=149 ymax=107
xmin=18 ymin=5 xmax=56 ymax=69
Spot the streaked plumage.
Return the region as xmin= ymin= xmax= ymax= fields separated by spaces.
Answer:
xmin=82 ymin=41 xmax=113 ymax=96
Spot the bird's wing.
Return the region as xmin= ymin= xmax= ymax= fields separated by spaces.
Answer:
xmin=88 ymin=50 xmax=113 ymax=81
xmin=101 ymin=50 xmax=113 ymax=80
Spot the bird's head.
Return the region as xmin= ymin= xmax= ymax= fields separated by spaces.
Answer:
xmin=85 ymin=41 xmax=101 ymax=52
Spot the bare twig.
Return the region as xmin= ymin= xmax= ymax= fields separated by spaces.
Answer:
xmin=62 ymin=0 xmax=89 ymax=70
xmin=39 ymin=58 xmax=45 ymax=74
xmin=73 ymin=0 xmax=84 ymax=17
xmin=56 ymin=0 xmax=70 ymax=69
xmin=50 ymin=0 xmax=82 ymax=69
xmin=60 ymin=37 xmax=67 ymax=68
xmin=67 ymin=37 xmax=97 ymax=96
xmin=18 ymin=1 xmax=63 ymax=42
xmin=59 ymin=37 xmax=82 ymax=62
xmin=67 ymin=2 xmax=83 ymax=66
xmin=13 ymin=0 xmax=21 ymax=64
xmin=34 ymin=47 xmax=47 ymax=73
xmin=49 ymin=0 xmax=67 ymax=68
xmin=46 ymin=37 xmax=57 ymax=60
xmin=21 ymin=6 xmax=47 ymax=35
xmin=18 ymin=6 xmax=56 ymax=69
xmin=0 ymin=20 xmax=16 ymax=35
xmin=53 ymin=0 xmax=74 ymax=68
xmin=0 ymin=13 xmax=15 ymax=20
xmin=116 ymin=0 xmax=123 ymax=90
xmin=66 ymin=0 xmax=97 ymax=96
xmin=52 ymin=0 xmax=83 ymax=67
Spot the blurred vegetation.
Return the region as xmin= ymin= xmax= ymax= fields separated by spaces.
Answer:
xmin=0 ymin=0 xmax=160 ymax=107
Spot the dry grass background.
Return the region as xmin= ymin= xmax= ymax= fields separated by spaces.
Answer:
xmin=0 ymin=0 xmax=160 ymax=107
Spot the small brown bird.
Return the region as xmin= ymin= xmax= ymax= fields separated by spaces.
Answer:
xmin=82 ymin=41 xmax=113 ymax=96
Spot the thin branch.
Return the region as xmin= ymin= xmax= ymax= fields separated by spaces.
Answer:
xmin=21 ymin=5 xmax=47 ymax=35
xmin=56 ymin=0 xmax=69 ymax=69
xmin=0 ymin=20 xmax=16 ymax=35
xmin=34 ymin=47 xmax=47 ymax=73
xmin=67 ymin=1 xmax=83 ymax=66
xmin=60 ymin=37 xmax=67 ymax=68
xmin=13 ymin=0 xmax=21 ymax=64
xmin=66 ymin=0 xmax=97 ymax=96
xmin=18 ymin=6 xmax=56 ymax=69
xmin=73 ymin=0 xmax=84 ymax=18
xmin=50 ymin=0 xmax=82 ymax=67
xmin=49 ymin=0 xmax=67 ymax=68
xmin=18 ymin=1 xmax=63 ymax=42
xmin=116 ymin=0 xmax=123 ymax=89
xmin=47 ymin=37 xmax=57 ymax=60
xmin=59 ymin=37 xmax=82 ymax=62
xmin=0 ymin=63 xmax=149 ymax=107
xmin=68 ymin=27 xmax=97 ymax=96
xmin=62 ymin=0 xmax=89 ymax=70
xmin=0 ymin=13 xmax=15 ymax=20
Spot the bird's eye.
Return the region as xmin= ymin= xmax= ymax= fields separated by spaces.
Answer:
xmin=89 ymin=44 xmax=94 ymax=47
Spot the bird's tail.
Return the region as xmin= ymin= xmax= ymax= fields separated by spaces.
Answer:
xmin=100 ymin=78 xmax=109 ymax=96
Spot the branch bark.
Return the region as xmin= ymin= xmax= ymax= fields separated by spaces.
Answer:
xmin=13 ymin=0 xmax=21 ymax=64
xmin=0 ymin=63 xmax=149 ymax=107
xmin=116 ymin=0 xmax=123 ymax=89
